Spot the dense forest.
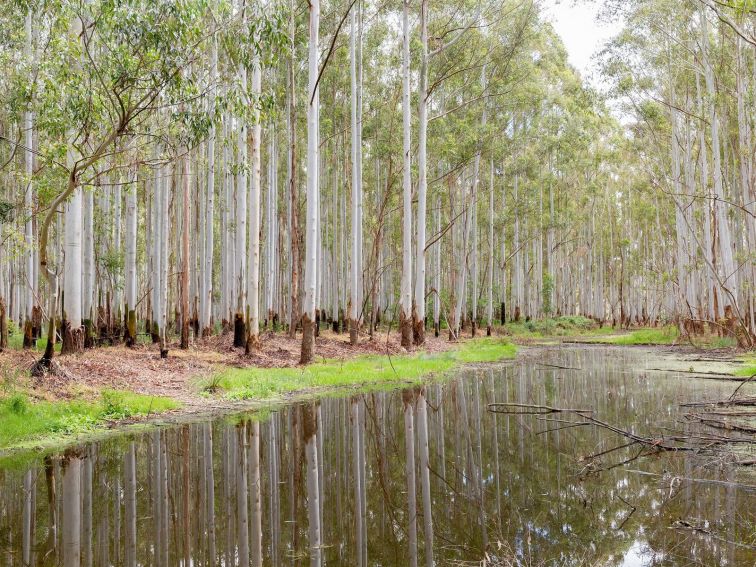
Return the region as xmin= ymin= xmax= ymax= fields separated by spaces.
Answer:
xmin=0 ymin=0 xmax=754 ymax=371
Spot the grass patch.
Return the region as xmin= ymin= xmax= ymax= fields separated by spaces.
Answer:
xmin=209 ymin=337 xmax=516 ymax=401
xmin=735 ymin=354 xmax=756 ymax=377
xmin=603 ymin=326 xmax=679 ymax=345
xmin=0 ymin=389 xmax=179 ymax=450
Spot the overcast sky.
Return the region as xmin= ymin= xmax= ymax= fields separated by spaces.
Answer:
xmin=542 ymin=1 xmax=624 ymax=87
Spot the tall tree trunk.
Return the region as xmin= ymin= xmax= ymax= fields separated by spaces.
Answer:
xmin=300 ymin=0 xmax=320 ymax=364
xmin=201 ymin=33 xmax=218 ymax=337
xmin=349 ymin=4 xmax=363 ymax=346
xmin=487 ymin=159 xmax=494 ymax=335
xmin=247 ymin=52 xmax=262 ymax=353
xmin=124 ymin=172 xmax=138 ymax=346
xmin=180 ymin=150 xmax=191 ymax=348
xmin=23 ymin=8 xmax=36 ymax=350
xmin=413 ymin=0 xmax=428 ymax=346
xmin=400 ymin=0 xmax=413 ymax=348
xmin=288 ymin=0 xmax=300 ymax=339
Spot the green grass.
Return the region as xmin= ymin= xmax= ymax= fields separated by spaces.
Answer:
xmin=603 ymin=326 xmax=679 ymax=345
xmin=6 ymin=334 xmax=61 ymax=353
xmin=208 ymin=337 xmax=517 ymax=401
xmin=735 ymin=354 xmax=756 ymax=377
xmin=0 ymin=389 xmax=179 ymax=450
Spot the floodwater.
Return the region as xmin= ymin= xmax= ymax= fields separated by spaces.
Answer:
xmin=0 ymin=347 xmax=754 ymax=566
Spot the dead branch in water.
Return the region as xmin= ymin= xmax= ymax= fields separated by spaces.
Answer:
xmin=488 ymin=402 xmax=690 ymax=452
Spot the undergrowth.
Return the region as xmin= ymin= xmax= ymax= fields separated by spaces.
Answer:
xmin=604 ymin=326 xmax=679 ymax=345
xmin=209 ymin=337 xmax=517 ymax=401
xmin=0 ymin=389 xmax=179 ymax=450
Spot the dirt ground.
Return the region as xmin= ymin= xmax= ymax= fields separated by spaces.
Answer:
xmin=0 ymin=329 xmax=458 ymax=407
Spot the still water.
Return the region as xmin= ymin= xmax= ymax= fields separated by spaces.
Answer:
xmin=0 ymin=347 xmax=754 ymax=566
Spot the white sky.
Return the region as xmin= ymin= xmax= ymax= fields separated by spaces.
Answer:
xmin=542 ymin=1 xmax=624 ymax=87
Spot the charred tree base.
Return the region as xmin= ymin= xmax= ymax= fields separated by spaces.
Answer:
xmin=500 ymin=302 xmax=506 ymax=325
xmin=513 ymin=307 xmax=521 ymax=323
xmin=23 ymin=320 xmax=35 ymax=350
xmin=400 ymin=309 xmax=413 ymax=349
xmin=245 ymin=332 xmax=261 ymax=355
xmin=300 ymin=314 xmax=315 ymax=364
xmin=124 ymin=310 xmax=138 ymax=348
xmin=233 ymin=313 xmax=246 ymax=348
xmin=412 ymin=316 xmax=425 ymax=346
xmin=349 ymin=318 xmax=359 ymax=346
xmin=471 ymin=321 xmax=477 ymax=337
xmin=61 ymin=320 xmax=84 ymax=355
xmin=434 ymin=321 xmax=440 ymax=338
xmin=0 ymin=299 xmax=7 ymax=351
xmin=486 ymin=325 xmax=492 ymax=336
xmin=160 ymin=349 xmax=169 ymax=359
xmin=315 ymin=311 xmax=321 ymax=338
xmin=83 ymin=319 xmax=96 ymax=349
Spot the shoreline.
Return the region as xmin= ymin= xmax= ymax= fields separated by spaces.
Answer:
xmin=1 ymin=324 xmax=753 ymax=455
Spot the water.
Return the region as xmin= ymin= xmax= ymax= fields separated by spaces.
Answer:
xmin=1 ymin=347 xmax=754 ymax=566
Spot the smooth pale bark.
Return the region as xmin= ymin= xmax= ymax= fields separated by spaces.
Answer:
xmin=487 ymin=159 xmax=494 ymax=334
xmin=433 ymin=195 xmax=441 ymax=336
xmin=701 ymin=11 xmax=738 ymax=309
xmin=62 ymin=179 xmax=83 ymax=353
xmin=400 ymin=0 xmax=413 ymax=348
xmin=247 ymin=52 xmax=262 ymax=353
xmin=413 ymin=0 xmax=428 ymax=346
xmin=266 ymin=134 xmax=277 ymax=324
xmin=181 ymin=150 xmax=191 ymax=348
xmin=201 ymin=33 xmax=218 ymax=337
xmin=301 ymin=0 xmax=320 ymax=364
xmin=82 ymin=188 xmax=94 ymax=345
xmin=349 ymin=5 xmax=363 ymax=346
xmin=236 ymin=29 xmax=249 ymax=346
xmin=287 ymin=0 xmax=299 ymax=338
xmin=61 ymin=7 xmax=84 ymax=355
xmin=23 ymin=9 xmax=36 ymax=349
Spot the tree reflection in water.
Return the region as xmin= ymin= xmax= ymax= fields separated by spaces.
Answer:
xmin=0 ymin=347 xmax=754 ymax=566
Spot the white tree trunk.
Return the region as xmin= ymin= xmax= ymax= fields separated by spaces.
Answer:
xmin=349 ymin=5 xmax=363 ymax=345
xmin=400 ymin=0 xmax=413 ymax=348
xmin=300 ymin=0 xmax=320 ymax=363
xmin=247 ymin=52 xmax=262 ymax=351
xmin=201 ymin=33 xmax=218 ymax=337
xmin=413 ymin=0 xmax=428 ymax=345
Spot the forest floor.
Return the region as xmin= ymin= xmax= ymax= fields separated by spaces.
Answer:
xmin=0 ymin=320 xmax=753 ymax=453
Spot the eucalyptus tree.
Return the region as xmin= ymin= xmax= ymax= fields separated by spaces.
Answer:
xmin=300 ymin=0 xmax=320 ymax=364
xmin=19 ymin=0 xmax=215 ymax=371
xmin=349 ymin=0 xmax=363 ymax=346
xmin=397 ymin=0 xmax=413 ymax=348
